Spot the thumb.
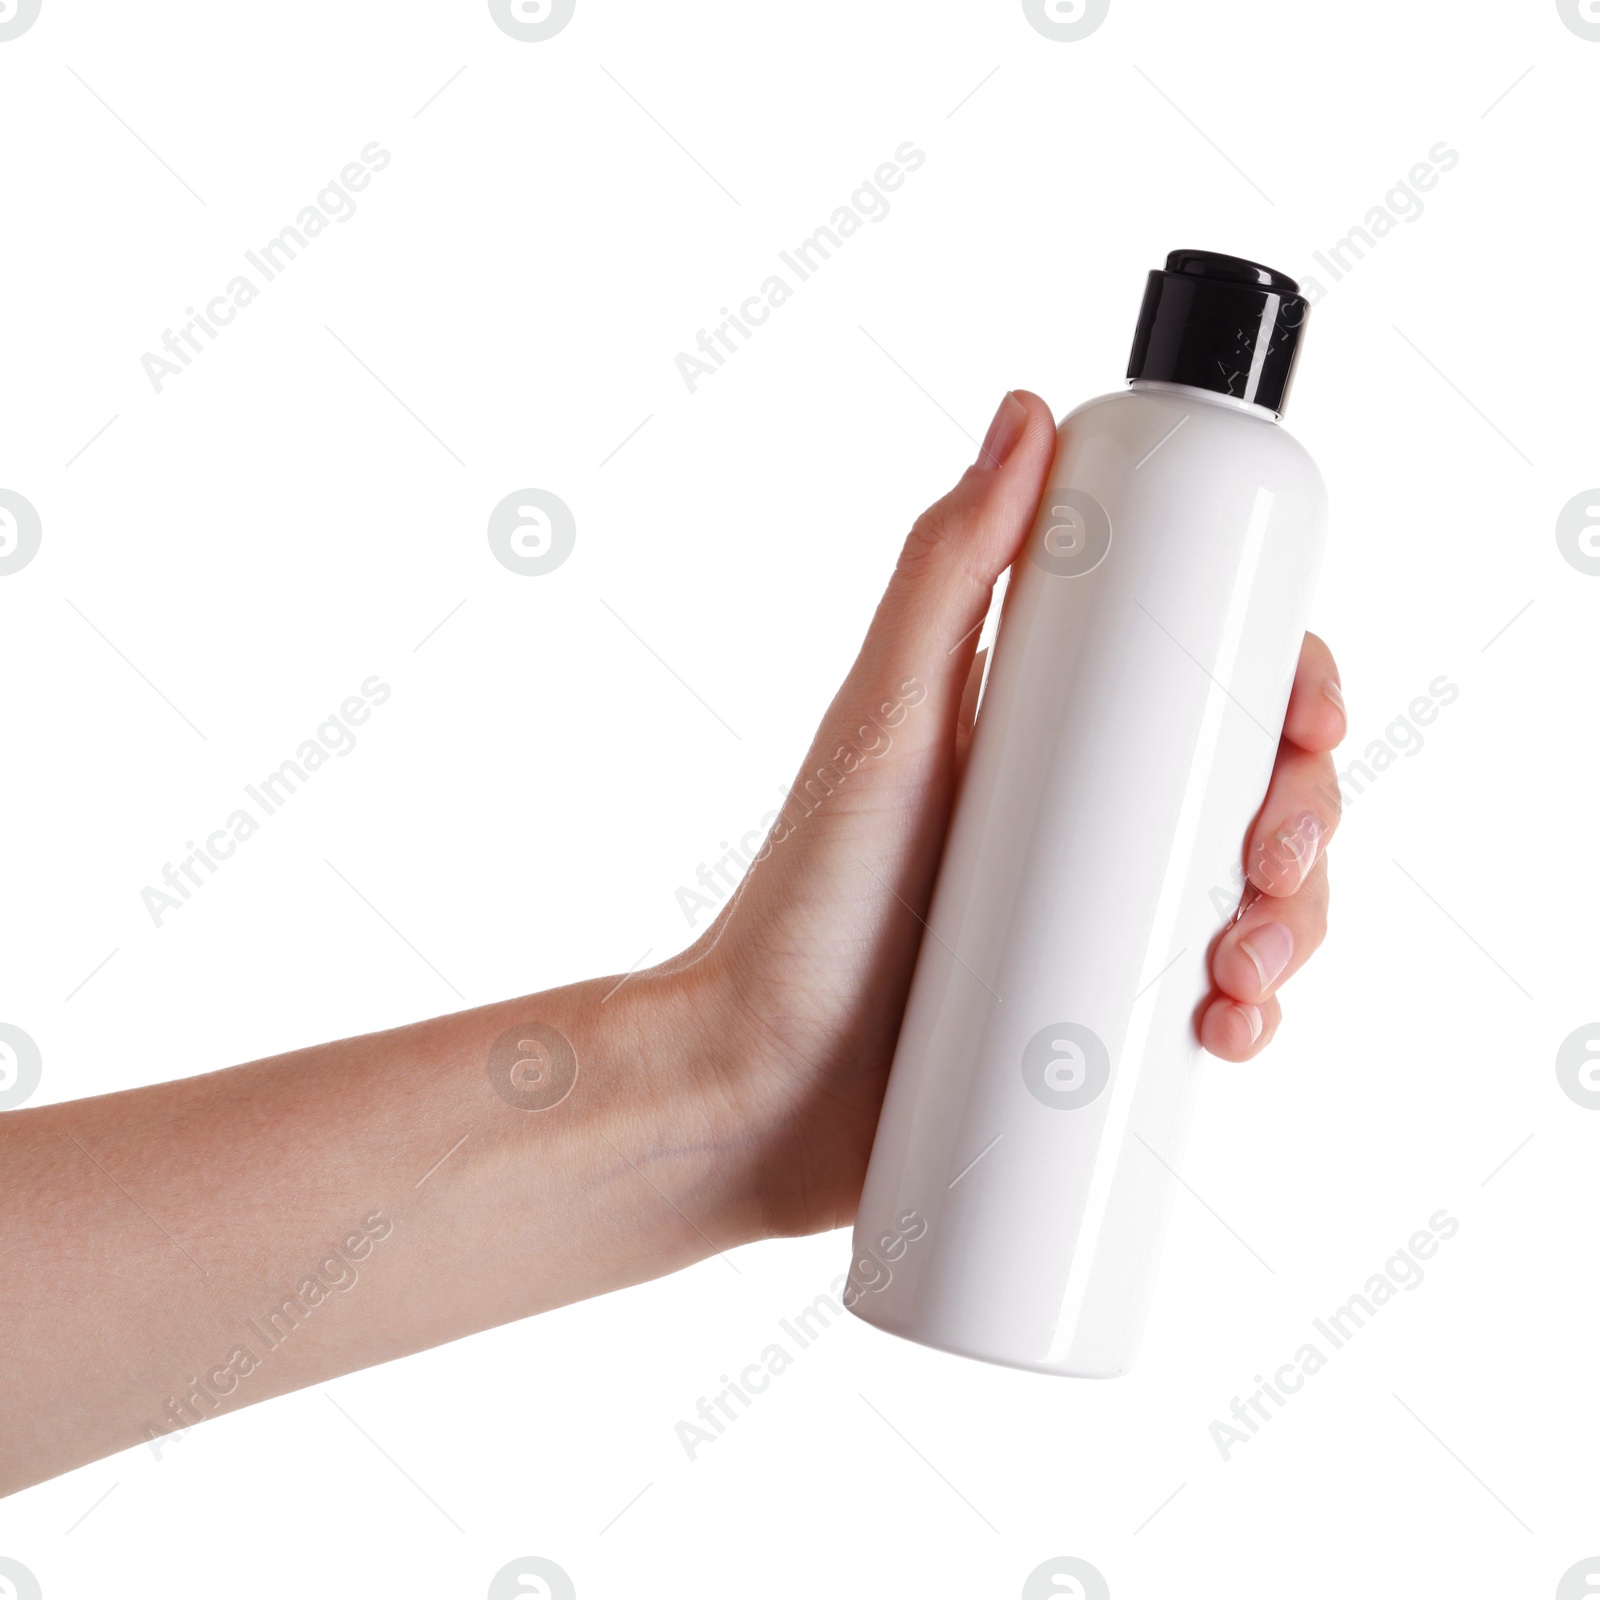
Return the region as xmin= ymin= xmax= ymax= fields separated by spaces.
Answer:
xmin=688 ymin=390 xmax=1057 ymax=977
xmin=846 ymin=389 xmax=1057 ymax=753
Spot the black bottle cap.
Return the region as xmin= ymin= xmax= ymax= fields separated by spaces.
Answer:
xmin=1126 ymin=249 xmax=1309 ymax=415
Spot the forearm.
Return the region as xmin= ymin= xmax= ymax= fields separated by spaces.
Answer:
xmin=0 ymin=965 xmax=750 ymax=1493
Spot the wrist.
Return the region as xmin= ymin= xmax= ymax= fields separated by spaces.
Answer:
xmin=565 ymin=959 xmax=776 ymax=1259
xmin=618 ymin=946 xmax=874 ymax=1248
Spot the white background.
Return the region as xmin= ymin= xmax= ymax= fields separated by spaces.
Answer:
xmin=2 ymin=1 xmax=1597 ymax=1596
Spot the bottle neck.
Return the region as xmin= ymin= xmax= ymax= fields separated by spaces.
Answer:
xmin=1128 ymin=378 xmax=1280 ymax=422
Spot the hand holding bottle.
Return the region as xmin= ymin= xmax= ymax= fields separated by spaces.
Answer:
xmin=1 ymin=385 xmax=1342 ymax=1485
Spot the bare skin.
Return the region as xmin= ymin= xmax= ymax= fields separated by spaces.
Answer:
xmin=0 ymin=391 xmax=1343 ymax=1494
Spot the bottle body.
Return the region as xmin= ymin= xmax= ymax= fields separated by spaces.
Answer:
xmin=848 ymin=380 xmax=1327 ymax=1376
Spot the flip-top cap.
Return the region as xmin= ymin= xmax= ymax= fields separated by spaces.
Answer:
xmin=1127 ymin=249 xmax=1309 ymax=414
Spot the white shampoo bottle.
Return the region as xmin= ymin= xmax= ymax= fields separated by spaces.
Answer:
xmin=848 ymin=250 xmax=1328 ymax=1376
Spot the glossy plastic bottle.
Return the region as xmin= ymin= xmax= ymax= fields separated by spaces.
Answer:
xmin=848 ymin=251 xmax=1327 ymax=1375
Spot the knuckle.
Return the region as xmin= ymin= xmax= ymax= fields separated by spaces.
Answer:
xmin=901 ymin=499 xmax=962 ymax=573
xmin=898 ymin=475 xmax=985 ymax=580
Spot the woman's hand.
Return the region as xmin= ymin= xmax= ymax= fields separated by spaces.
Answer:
xmin=0 ymin=389 xmax=1343 ymax=1492
xmin=682 ymin=390 xmax=1345 ymax=1241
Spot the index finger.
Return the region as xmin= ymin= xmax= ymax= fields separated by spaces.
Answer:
xmin=1282 ymin=631 xmax=1345 ymax=754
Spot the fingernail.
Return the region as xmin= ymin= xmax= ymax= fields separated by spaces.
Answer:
xmin=1323 ymin=680 xmax=1346 ymax=717
xmin=1253 ymin=810 xmax=1322 ymax=891
xmin=1279 ymin=812 xmax=1322 ymax=885
xmin=1239 ymin=920 xmax=1294 ymax=993
xmin=975 ymin=392 xmax=1026 ymax=471
xmin=1236 ymin=1003 xmax=1264 ymax=1044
